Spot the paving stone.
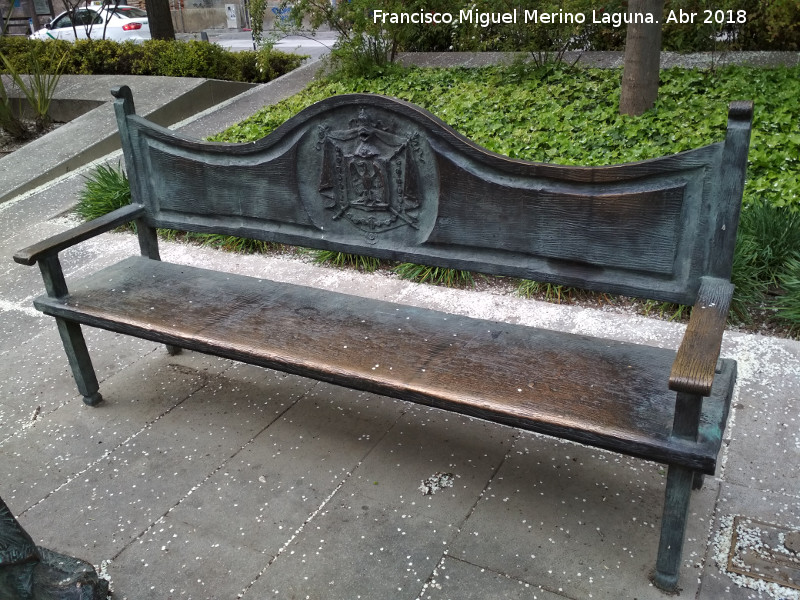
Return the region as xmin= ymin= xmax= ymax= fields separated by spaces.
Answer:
xmin=0 ymin=326 xmax=160 ymax=433
xmin=422 ymin=557 xmax=566 ymax=600
xmin=448 ymin=432 xmax=718 ymax=600
xmin=344 ymin=404 xmax=514 ymax=523
xmin=721 ymin=336 xmax=800 ymax=496
xmin=231 ymin=400 xmax=513 ymax=598
xmin=108 ymin=519 xmax=270 ymax=600
xmin=700 ymin=483 xmax=800 ymax=599
xmin=15 ymin=367 xmax=314 ymax=560
xmin=242 ymin=502 xmax=453 ymax=599
xmin=162 ymin=383 xmax=407 ymax=555
xmin=1 ymin=351 xmax=214 ymax=510
xmin=0 ymin=307 xmax=50 ymax=356
xmin=104 ymin=382 xmax=409 ymax=598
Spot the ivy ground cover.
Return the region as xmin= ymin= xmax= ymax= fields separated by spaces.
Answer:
xmin=203 ymin=64 xmax=800 ymax=329
xmin=213 ymin=64 xmax=800 ymax=211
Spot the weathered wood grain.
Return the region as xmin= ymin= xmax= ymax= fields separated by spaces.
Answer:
xmin=670 ymin=277 xmax=734 ymax=396
xmin=34 ymin=256 xmax=735 ymax=473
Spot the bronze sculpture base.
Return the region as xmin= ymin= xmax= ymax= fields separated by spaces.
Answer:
xmin=1 ymin=498 xmax=109 ymax=599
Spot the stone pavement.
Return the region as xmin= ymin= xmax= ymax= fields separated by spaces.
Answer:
xmin=1 ymin=52 xmax=799 ymax=600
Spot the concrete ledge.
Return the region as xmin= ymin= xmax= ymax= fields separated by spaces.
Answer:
xmin=398 ymin=50 xmax=800 ymax=69
xmin=174 ymin=58 xmax=323 ymax=139
xmin=0 ymin=75 xmax=254 ymax=205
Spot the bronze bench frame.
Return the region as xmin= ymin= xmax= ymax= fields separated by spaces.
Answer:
xmin=14 ymin=87 xmax=753 ymax=591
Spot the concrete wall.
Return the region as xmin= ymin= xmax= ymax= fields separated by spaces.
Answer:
xmin=171 ymin=1 xmax=311 ymax=34
xmin=9 ymin=97 xmax=105 ymax=122
xmin=171 ymin=7 xmax=226 ymax=32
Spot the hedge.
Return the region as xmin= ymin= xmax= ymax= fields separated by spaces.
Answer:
xmin=0 ymin=38 xmax=304 ymax=84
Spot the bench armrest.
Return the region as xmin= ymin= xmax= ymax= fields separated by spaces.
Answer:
xmin=13 ymin=204 xmax=145 ymax=266
xmin=669 ymin=277 xmax=734 ymax=397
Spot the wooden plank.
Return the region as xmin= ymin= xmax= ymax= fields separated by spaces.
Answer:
xmin=670 ymin=277 xmax=734 ymax=396
xmin=34 ymin=257 xmax=735 ymax=473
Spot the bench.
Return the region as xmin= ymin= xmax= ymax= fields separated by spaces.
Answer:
xmin=14 ymin=86 xmax=753 ymax=591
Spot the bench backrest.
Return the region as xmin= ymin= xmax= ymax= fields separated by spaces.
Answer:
xmin=112 ymin=86 xmax=752 ymax=306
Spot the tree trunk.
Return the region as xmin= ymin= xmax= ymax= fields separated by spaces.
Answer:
xmin=619 ymin=0 xmax=664 ymax=116
xmin=22 ymin=0 xmax=41 ymax=33
xmin=146 ymin=0 xmax=175 ymax=40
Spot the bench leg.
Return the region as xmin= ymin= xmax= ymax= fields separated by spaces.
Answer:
xmin=165 ymin=344 xmax=182 ymax=356
xmin=692 ymin=471 xmax=705 ymax=490
xmin=55 ymin=318 xmax=103 ymax=406
xmin=653 ymin=464 xmax=693 ymax=592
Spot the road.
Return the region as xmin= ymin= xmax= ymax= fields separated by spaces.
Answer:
xmin=207 ymin=30 xmax=336 ymax=61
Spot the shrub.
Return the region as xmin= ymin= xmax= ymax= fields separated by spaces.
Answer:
xmin=254 ymin=45 xmax=304 ymax=83
xmin=279 ymin=0 xmax=797 ymax=68
xmin=775 ymin=257 xmax=800 ymax=330
xmin=0 ymin=37 xmax=303 ymax=83
xmin=1 ymin=38 xmax=72 ymax=73
xmin=393 ymin=263 xmax=474 ymax=287
xmin=0 ymin=76 xmax=27 ymax=139
xmin=731 ymin=201 xmax=800 ymax=322
xmin=659 ymin=0 xmax=799 ymax=52
xmin=312 ymin=251 xmax=382 ymax=272
xmin=517 ymin=280 xmax=580 ymax=304
xmin=71 ymin=39 xmax=142 ymax=74
xmin=188 ymin=233 xmax=276 ymax=253
xmin=0 ymin=40 xmax=68 ymax=135
xmin=76 ymin=163 xmax=133 ymax=228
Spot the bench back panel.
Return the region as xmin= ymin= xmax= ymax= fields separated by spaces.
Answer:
xmin=114 ymin=89 xmax=752 ymax=306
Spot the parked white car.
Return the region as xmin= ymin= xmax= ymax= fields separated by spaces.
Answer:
xmin=30 ymin=6 xmax=150 ymax=42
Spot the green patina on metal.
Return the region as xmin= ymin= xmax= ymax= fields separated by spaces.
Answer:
xmin=0 ymin=497 xmax=108 ymax=599
xmin=11 ymin=87 xmax=754 ymax=593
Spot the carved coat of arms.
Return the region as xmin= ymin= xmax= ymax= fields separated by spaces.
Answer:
xmin=316 ymin=108 xmax=424 ymax=236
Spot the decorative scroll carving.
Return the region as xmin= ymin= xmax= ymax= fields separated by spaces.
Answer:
xmin=316 ymin=108 xmax=426 ymax=239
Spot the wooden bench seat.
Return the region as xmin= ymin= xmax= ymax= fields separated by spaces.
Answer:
xmin=35 ymin=254 xmax=735 ymax=475
xmin=14 ymin=87 xmax=753 ymax=591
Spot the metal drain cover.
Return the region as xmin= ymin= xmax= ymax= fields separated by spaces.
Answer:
xmin=728 ymin=517 xmax=800 ymax=590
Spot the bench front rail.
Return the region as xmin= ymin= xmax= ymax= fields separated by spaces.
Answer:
xmin=13 ymin=87 xmax=753 ymax=592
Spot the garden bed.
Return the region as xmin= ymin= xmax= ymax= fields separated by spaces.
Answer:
xmin=0 ymin=120 xmax=54 ymax=156
xmin=76 ymin=61 xmax=800 ymax=335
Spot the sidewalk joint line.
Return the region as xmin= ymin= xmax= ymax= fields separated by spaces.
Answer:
xmin=110 ymin=379 xmax=317 ymax=562
xmin=237 ymin=398 xmax=407 ymax=599
xmin=414 ymin=431 xmax=516 ymax=600
xmin=14 ymin=356 xmax=202 ymax=519
xmin=0 ymin=345 xmax=161 ymax=448
xmin=236 ymin=454 xmax=358 ymax=599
